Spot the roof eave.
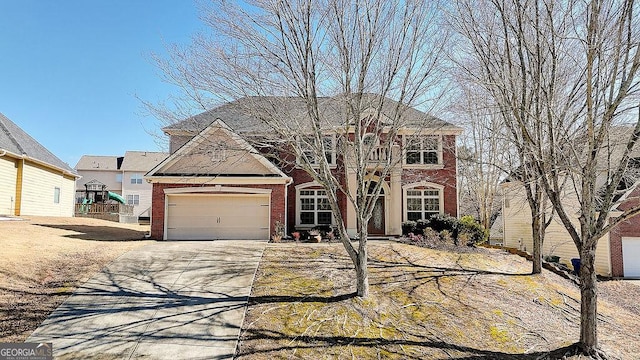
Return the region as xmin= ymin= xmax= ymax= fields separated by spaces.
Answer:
xmin=0 ymin=148 xmax=80 ymax=178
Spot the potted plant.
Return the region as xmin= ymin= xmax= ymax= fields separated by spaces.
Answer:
xmin=326 ymin=228 xmax=336 ymax=242
xmin=309 ymin=229 xmax=322 ymax=243
xmin=291 ymin=231 xmax=301 ymax=242
xmin=543 ymin=240 xmax=568 ymax=263
xmin=272 ymin=220 xmax=285 ymax=243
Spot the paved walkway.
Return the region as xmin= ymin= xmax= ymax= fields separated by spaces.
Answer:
xmin=28 ymin=241 xmax=267 ymax=360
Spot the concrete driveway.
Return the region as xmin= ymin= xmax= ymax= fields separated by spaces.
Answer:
xmin=27 ymin=240 xmax=267 ymax=360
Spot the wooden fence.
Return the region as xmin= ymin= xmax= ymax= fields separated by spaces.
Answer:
xmin=75 ymin=203 xmax=134 ymax=216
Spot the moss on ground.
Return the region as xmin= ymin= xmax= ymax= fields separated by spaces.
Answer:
xmin=236 ymin=243 xmax=640 ymax=359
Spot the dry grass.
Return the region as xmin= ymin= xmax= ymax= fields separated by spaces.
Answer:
xmin=237 ymin=242 xmax=640 ymax=359
xmin=0 ymin=216 xmax=153 ymax=342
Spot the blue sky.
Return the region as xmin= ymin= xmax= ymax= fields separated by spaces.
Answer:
xmin=0 ymin=0 xmax=202 ymax=167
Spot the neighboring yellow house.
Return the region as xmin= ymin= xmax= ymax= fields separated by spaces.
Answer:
xmin=501 ymin=180 xmax=640 ymax=278
xmin=0 ymin=113 xmax=79 ymax=217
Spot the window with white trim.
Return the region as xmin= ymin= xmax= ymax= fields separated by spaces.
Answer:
xmin=406 ymin=188 xmax=441 ymax=221
xmin=405 ymin=136 xmax=441 ymax=165
xmin=54 ymin=187 xmax=60 ymax=204
xmin=127 ymin=194 xmax=140 ymax=206
xmin=301 ymin=136 xmax=336 ymax=166
xmin=130 ymin=173 xmax=143 ymax=184
xmin=298 ymin=189 xmax=333 ymax=225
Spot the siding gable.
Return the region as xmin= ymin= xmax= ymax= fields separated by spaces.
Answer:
xmin=148 ymin=119 xmax=287 ymax=178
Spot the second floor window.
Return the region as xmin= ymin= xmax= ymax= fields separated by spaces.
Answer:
xmin=302 ymin=136 xmax=336 ymax=166
xmin=405 ymin=136 xmax=441 ymax=165
xmin=130 ymin=174 xmax=143 ymax=184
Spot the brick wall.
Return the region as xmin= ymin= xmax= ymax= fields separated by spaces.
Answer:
xmin=150 ymin=182 xmax=286 ymax=240
xmin=609 ymin=186 xmax=640 ymax=277
xmin=401 ymin=134 xmax=458 ymax=217
xmin=283 ymin=134 xmax=459 ymax=232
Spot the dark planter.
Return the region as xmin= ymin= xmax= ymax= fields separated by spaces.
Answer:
xmin=571 ymin=258 xmax=581 ymax=276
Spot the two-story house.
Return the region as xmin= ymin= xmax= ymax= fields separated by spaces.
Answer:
xmin=75 ymin=155 xmax=123 ymax=203
xmin=75 ymin=151 xmax=168 ymax=220
xmin=501 ymin=139 xmax=640 ymax=278
xmin=146 ymin=95 xmax=463 ymax=240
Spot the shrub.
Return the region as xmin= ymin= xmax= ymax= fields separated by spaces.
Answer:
xmin=458 ymin=215 xmax=487 ymax=245
xmin=401 ymin=221 xmax=417 ymax=235
xmin=402 ymin=214 xmax=487 ymax=248
xmin=426 ymin=214 xmax=460 ymax=238
xmin=415 ymin=219 xmax=430 ymax=235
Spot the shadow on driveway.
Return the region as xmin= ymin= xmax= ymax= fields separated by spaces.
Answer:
xmin=28 ymin=240 xmax=267 ymax=360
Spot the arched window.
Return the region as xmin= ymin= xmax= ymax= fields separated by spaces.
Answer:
xmin=296 ymin=183 xmax=333 ymax=226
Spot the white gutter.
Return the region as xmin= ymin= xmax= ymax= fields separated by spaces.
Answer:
xmin=0 ymin=149 xmax=80 ymax=178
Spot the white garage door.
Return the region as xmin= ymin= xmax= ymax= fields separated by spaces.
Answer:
xmin=166 ymin=194 xmax=270 ymax=240
xmin=622 ymin=237 xmax=640 ymax=278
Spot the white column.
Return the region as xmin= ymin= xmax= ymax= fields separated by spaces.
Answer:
xmin=389 ymin=168 xmax=402 ymax=235
xmin=346 ymin=167 xmax=358 ymax=237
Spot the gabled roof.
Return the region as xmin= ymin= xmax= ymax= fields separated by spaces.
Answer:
xmin=0 ymin=112 xmax=77 ymax=175
xmin=75 ymin=155 xmax=121 ymax=171
xmin=147 ymin=119 xmax=289 ymax=179
xmin=120 ymin=151 xmax=168 ymax=172
xmin=75 ymin=152 xmax=169 ymax=172
xmin=162 ymin=94 xmax=462 ymax=135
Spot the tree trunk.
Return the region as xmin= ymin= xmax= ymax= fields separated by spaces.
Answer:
xmin=356 ymin=232 xmax=369 ymax=297
xmin=532 ymin=238 xmax=542 ymax=274
xmin=531 ymin=214 xmax=542 ymax=274
xmin=579 ymin=246 xmax=598 ymax=354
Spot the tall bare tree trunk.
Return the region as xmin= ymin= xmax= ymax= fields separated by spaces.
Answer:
xmin=356 ymin=236 xmax=369 ymax=297
xmin=579 ymin=246 xmax=598 ymax=354
xmin=531 ymin=213 xmax=542 ymax=274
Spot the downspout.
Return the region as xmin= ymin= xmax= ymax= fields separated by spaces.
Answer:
xmin=0 ymin=149 xmax=9 ymax=214
xmin=455 ymin=136 xmax=460 ymax=218
xmin=15 ymin=158 xmax=24 ymax=216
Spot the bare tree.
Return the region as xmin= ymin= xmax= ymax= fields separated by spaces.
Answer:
xmin=454 ymin=86 xmax=514 ymax=232
xmin=148 ymin=0 xmax=451 ymax=297
xmin=455 ymin=0 xmax=640 ymax=355
xmin=453 ymin=3 xmax=555 ymax=275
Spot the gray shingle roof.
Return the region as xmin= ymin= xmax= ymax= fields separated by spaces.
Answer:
xmin=0 ymin=112 xmax=77 ymax=174
xmin=75 ymin=152 xmax=169 ymax=172
xmin=163 ymin=94 xmax=461 ymax=135
xmin=75 ymin=155 xmax=121 ymax=171
xmin=120 ymin=151 xmax=169 ymax=172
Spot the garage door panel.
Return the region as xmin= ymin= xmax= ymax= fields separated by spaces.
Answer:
xmin=167 ymin=226 xmax=220 ymax=241
xmin=166 ymin=194 xmax=270 ymax=240
xmin=622 ymin=237 xmax=640 ymax=278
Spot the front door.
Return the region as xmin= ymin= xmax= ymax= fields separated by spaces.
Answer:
xmin=367 ymin=197 xmax=385 ymax=235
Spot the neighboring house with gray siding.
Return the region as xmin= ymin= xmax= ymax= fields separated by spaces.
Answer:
xmin=0 ymin=113 xmax=79 ymax=217
xmin=75 ymin=151 xmax=168 ymax=219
